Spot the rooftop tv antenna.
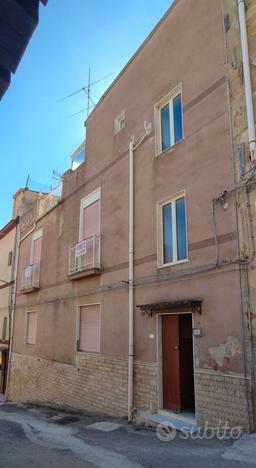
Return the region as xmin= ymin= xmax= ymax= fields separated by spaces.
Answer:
xmin=52 ymin=170 xmax=63 ymax=182
xmin=57 ymin=70 xmax=114 ymax=119
xmin=25 ymin=173 xmax=30 ymax=189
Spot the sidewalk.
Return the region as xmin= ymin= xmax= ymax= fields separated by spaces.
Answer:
xmin=0 ymin=401 xmax=255 ymax=467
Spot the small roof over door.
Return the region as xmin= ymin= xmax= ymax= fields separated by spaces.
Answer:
xmin=136 ymin=299 xmax=202 ymax=317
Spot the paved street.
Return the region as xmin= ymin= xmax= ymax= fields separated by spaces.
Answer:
xmin=0 ymin=402 xmax=255 ymax=467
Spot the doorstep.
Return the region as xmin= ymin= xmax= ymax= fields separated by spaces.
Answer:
xmin=146 ymin=411 xmax=201 ymax=434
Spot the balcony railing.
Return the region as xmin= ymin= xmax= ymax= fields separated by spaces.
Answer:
xmin=69 ymin=235 xmax=101 ymax=275
xmin=22 ymin=263 xmax=40 ymax=290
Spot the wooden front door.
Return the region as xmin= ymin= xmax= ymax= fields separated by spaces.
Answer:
xmin=162 ymin=313 xmax=195 ymax=412
xmin=162 ymin=315 xmax=181 ymax=412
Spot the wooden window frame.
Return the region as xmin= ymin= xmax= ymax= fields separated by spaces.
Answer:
xmin=76 ymin=303 xmax=101 ymax=354
xmin=79 ymin=188 xmax=101 ymax=242
xmin=25 ymin=310 xmax=38 ymax=345
xmin=114 ymin=109 xmax=126 ymax=135
xmin=30 ymin=228 xmax=43 ymax=264
xmin=154 ymin=83 xmax=184 ymax=156
xmin=157 ymin=191 xmax=188 ymax=268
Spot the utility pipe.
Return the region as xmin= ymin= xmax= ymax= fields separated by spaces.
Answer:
xmin=5 ymin=223 xmax=20 ymax=400
xmin=128 ymin=121 xmax=152 ymax=422
xmin=238 ymin=0 xmax=256 ymax=160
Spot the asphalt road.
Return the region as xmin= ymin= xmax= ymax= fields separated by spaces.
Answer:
xmin=0 ymin=402 xmax=255 ymax=468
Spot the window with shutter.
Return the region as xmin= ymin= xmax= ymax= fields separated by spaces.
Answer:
xmin=26 ymin=312 xmax=37 ymax=345
xmin=79 ymin=304 xmax=100 ymax=353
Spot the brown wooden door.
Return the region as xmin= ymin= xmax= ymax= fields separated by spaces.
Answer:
xmin=0 ymin=351 xmax=8 ymax=394
xmin=162 ymin=315 xmax=181 ymax=412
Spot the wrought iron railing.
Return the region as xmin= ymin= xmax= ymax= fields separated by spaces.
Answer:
xmin=69 ymin=235 xmax=101 ymax=274
xmin=22 ymin=263 xmax=40 ymax=289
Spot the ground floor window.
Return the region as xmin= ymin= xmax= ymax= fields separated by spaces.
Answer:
xmin=26 ymin=311 xmax=37 ymax=345
xmin=78 ymin=304 xmax=100 ymax=353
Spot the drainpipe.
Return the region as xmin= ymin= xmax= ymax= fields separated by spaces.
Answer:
xmin=128 ymin=121 xmax=152 ymax=422
xmin=5 ymin=223 xmax=20 ymax=399
xmin=238 ymin=0 xmax=256 ymax=160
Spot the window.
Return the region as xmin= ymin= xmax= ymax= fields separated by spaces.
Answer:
xmin=78 ymin=304 xmax=100 ymax=352
xmin=155 ymin=84 xmax=183 ymax=155
xmin=7 ymin=251 xmax=12 ymax=266
xmin=114 ymin=109 xmax=125 ymax=134
xmin=26 ymin=312 xmax=37 ymax=345
xmin=158 ymin=193 xmax=188 ymax=266
xmin=79 ymin=189 xmax=101 ymax=241
xmin=2 ymin=317 xmax=7 ymax=341
xmin=71 ymin=145 xmax=86 ymax=171
xmin=30 ymin=229 xmax=42 ymax=266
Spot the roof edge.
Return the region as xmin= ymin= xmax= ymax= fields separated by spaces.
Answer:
xmin=87 ymin=0 xmax=179 ymax=122
xmin=0 ymin=217 xmax=19 ymax=239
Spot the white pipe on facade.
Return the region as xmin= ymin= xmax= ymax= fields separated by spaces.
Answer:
xmin=5 ymin=224 xmax=20 ymax=399
xmin=238 ymin=0 xmax=256 ymax=160
xmin=128 ymin=121 xmax=152 ymax=422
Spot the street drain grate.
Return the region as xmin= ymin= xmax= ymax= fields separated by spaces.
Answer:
xmin=87 ymin=421 xmax=123 ymax=432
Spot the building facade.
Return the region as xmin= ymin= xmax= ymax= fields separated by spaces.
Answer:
xmin=0 ymin=218 xmax=18 ymax=394
xmin=6 ymin=0 xmax=256 ymax=431
xmin=0 ymin=188 xmax=44 ymax=395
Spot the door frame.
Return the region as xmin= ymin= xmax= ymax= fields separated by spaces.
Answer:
xmin=156 ymin=311 xmax=197 ymax=418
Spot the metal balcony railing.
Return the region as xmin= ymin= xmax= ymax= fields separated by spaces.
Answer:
xmin=22 ymin=263 xmax=40 ymax=290
xmin=69 ymin=235 xmax=101 ymax=275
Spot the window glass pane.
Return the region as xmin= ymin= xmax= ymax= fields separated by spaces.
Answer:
xmin=161 ymin=104 xmax=171 ymax=151
xmin=176 ymin=197 xmax=187 ymax=260
xmin=163 ymin=203 xmax=173 ymax=263
xmin=72 ymin=148 xmax=86 ymax=171
xmin=173 ymin=93 xmax=183 ymax=143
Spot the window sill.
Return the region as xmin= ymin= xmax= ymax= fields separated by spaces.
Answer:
xmin=76 ymin=350 xmax=100 ymax=356
xmin=157 ymin=258 xmax=189 ymax=269
xmin=21 ymin=286 xmax=40 ymax=294
xmin=155 ymin=137 xmax=185 ymax=159
xmin=68 ymin=267 xmax=101 ymax=280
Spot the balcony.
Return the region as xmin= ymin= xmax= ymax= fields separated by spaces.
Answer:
xmin=69 ymin=235 xmax=101 ymax=279
xmin=21 ymin=264 xmax=40 ymax=293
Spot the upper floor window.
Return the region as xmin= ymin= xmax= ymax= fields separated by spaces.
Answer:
xmin=71 ymin=144 xmax=86 ymax=171
xmin=157 ymin=192 xmax=188 ymax=267
xmin=7 ymin=251 xmax=12 ymax=266
xmin=114 ymin=109 xmax=125 ymax=134
xmin=79 ymin=189 xmax=101 ymax=242
xmin=2 ymin=317 xmax=7 ymax=341
xmin=30 ymin=229 xmax=43 ymax=267
xmin=22 ymin=229 xmax=42 ymax=290
xmin=155 ymin=84 xmax=183 ymax=155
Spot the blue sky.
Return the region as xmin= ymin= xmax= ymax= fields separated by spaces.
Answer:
xmin=0 ymin=0 xmax=172 ymax=227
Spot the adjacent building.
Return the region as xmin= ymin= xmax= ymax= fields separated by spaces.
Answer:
xmin=5 ymin=0 xmax=256 ymax=431
xmin=0 ymin=188 xmax=44 ymax=395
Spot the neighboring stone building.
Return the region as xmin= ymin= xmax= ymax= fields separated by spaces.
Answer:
xmin=6 ymin=0 xmax=256 ymax=431
xmin=0 ymin=218 xmax=18 ymax=394
xmin=0 ymin=188 xmax=43 ymax=395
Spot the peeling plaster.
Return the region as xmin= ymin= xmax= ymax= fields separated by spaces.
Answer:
xmin=208 ymin=336 xmax=240 ymax=371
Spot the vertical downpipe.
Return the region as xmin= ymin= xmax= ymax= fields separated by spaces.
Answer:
xmin=238 ymin=0 xmax=256 ymax=160
xmin=128 ymin=138 xmax=135 ymax=421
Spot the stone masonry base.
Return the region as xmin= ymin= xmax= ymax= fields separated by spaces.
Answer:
xmin=7 ymin=352 xmax=157 ymax=417
xmin=7 ymin=353 xmax=251 ymax=430
xmin=195 ymin=371 xmax=251 ymax=431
